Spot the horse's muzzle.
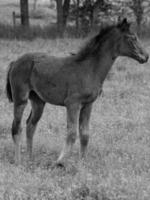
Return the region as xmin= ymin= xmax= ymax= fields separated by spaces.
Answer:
xmin=145 ymin=54 xmax=149 ymax=62
xmin=138 ymin=53 xmax=149 ymax=64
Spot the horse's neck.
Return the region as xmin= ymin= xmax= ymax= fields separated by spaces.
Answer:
xmin=93 ymin=45 xmax=116 ymax=84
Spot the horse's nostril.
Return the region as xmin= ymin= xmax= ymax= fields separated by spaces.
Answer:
xmin=146 ymin=54 xmax=149 ymax=62
xmin=142 ymin=54 xmax=149 ymax=63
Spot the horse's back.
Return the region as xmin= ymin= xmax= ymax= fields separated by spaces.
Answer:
xmin=33 ymin=53 xmax=71 ymax=76
xmin=9 ymin=53 xmax=62 ymax=83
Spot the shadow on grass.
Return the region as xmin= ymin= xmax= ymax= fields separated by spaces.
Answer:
xmin=1 ymin=141 xmax=79 ymax=176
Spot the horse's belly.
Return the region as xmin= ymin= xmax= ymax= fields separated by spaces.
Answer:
xmin=31 ymin=69 xmax=68 ymax=105
xmin=34 ymin=83 xmax=66 ymax=106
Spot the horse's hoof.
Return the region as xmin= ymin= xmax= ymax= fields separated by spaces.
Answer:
xmin=56 ymin=162 xmax=65 ymax=168
xmin=51 ymin=162 xmax=65 ymax=170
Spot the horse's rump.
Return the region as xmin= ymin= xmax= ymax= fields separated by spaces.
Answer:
xmin=6 ymin=61 xmax=14 ymax=102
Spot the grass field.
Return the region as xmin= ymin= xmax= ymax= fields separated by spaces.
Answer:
xmin=0 ymin=38 xmax=150 ymax=200
xmin=1 ymin=1 xmax=150 ymax=200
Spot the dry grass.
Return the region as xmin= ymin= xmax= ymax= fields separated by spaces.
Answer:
xmin=0 ymin=38 xmax=150 ymax=200
xmin=0 ymin=1 xmax=150 ymax=200
xmin=0 ymin=0 xmax=56 ymax=26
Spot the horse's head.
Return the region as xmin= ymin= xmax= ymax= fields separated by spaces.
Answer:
xmin=116 ymin=18 xmax=149 ymax=64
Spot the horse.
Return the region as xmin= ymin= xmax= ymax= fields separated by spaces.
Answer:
xmin=6 ymin=18 xmax=149 ymax=165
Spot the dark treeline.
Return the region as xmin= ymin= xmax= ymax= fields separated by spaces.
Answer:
xmin=7 ymin=0 xmax=150 ymax=38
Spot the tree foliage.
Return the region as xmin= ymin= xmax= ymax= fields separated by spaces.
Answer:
xmin=19 ymin=0 xmax=150 ymax=36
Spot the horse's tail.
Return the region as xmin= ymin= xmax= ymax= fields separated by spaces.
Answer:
xmin=6 ymin=61 xmax=14 ymax=102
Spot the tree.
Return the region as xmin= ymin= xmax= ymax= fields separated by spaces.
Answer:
xmin=130 ymin=0 xmax=143 ymax=35
xmin=75 ymin=0 xmax=80 ymax=31
xmin=82 ymin=0 xmax=107 ymax=28
xmin=20 ymin=0 xmax=29 ymax=27
xmin=56 ymin=0 xmax=71 ymax=36
xmin=33 ymin=0 xmax=38 ymax=10
xmin=71 ymin=0 xmax=110 ymax=32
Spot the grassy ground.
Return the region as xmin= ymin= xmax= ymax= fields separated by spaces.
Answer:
xmin=1 ymin=1 xmax=150 ymax=200
xmin=0 ymin=38 xmax=150 ymax=200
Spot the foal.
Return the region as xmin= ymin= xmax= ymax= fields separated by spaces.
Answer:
xmin=6 ymin=18 xmax=149 ymax=165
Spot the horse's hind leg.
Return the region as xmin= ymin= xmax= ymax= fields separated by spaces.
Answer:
xmin=26 ymin=92 xmax=45 ymax=160
xmin=12 ymin=101 xmax=27 ymax=164
xmin=79 ymin=103 xmax=92 ymax=159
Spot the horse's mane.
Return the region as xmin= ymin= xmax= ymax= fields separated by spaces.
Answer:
xmin=75 ymin=24 xmax=116 ymax=62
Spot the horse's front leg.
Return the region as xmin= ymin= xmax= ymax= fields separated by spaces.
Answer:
xmin=56 ymin=103 xmax=81 ymax=165
xmin=79 ymin=103 xmax=92 ymax=159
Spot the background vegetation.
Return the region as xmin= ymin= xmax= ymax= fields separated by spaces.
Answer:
xmin=0 ymin=0 xmax=150 ymax=39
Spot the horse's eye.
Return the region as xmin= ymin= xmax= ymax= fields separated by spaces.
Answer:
xmin=125 ymin=35 xmax=137 ymax=41
xmin=124 ymin=35 xmax=130 ymax=40
xmin=131 ymin=35 xmax=137 ymax=41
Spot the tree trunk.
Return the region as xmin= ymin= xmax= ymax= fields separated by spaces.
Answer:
xmin=33 ymin=0 xmax=38 ymax=10
xmin=56 ymin=0 xmax=64 ymax=36
xmin=136 ymin=2 xmax=143 ymax=36
xmin=20 ymin=0 xmax=29 ymax=27
xmin=63 ymin=0 xmax=70 ymax=27
xmin=131 ymin=0 xmax=143 ymax=36
xmin=56 ymin=0 xmax=70 ymax=37
xmin=76 ymin=0 xmax=80 ymax=32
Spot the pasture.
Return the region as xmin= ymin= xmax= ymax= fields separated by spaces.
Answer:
xmin=0 ymin=38 xmax=150 ymax=200
xmin=1 ymin=1 xmax=150 ymax=200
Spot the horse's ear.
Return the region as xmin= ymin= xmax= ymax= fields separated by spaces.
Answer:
xmin=118 ymin=18 xmax=130 ymax=32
